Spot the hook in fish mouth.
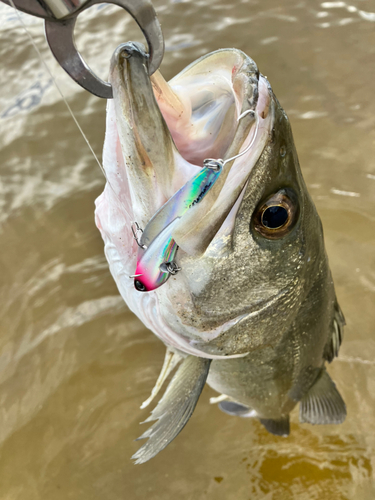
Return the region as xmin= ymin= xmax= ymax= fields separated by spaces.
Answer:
xmin=131 ymin=222 xmax=147 ymax=249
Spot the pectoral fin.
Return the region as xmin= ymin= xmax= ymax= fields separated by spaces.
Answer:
xmin=299 ymin=369 xmax=346 ymax=425
xmin=219 ymin=401 xmax=256 ymax=418
xmin=140 ymin=348 xmax=183 ymax=409
xmin=132 ymin=356 xmax=211 ymax=464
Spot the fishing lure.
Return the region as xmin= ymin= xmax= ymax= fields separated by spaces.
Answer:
xmin=132 ymin=159 xmax=223 ymax=292
xmin=131 ymin=109 xmax=259 ymax=292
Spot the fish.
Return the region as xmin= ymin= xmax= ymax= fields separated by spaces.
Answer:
xmin=95 ymin=42 xmax=346 ymax=464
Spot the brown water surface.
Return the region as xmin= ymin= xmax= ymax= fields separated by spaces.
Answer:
xmin=0 ymin=1 xmax=375 ymax=498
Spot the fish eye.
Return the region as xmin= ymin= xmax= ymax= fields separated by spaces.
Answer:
xmin=253 ymin=190 xmax=299 ymax=239
xmin=134 ymin=280 xmax=147 ymax=292
xmin=262 ymin=205 xmax=288 ymax=229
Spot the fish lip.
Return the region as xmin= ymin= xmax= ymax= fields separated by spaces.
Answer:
xmin=110 ymin=41 xmax=149 ymax=73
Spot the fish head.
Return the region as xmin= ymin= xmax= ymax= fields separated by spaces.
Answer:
xmin=175 ymin=98 xmax=327 ymax=356
xmin=95 ymin=43 xmax=330 ymax=359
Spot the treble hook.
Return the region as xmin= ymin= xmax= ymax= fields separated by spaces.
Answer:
xmin=131 ymin=221 xmax=147 ymax=249
xmin=2 ymin=0 xmax=164 ymax=99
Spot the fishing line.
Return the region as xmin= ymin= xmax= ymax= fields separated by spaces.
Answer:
xmin=222 ymin=109 xmax=259 ymax=166
xmin=8 ymin=0 xmax=133 ymax=221
xmin=9 ymin=1 xmax=103 ymax=173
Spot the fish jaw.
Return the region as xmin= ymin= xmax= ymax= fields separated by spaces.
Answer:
xmin=171 ymin=76 xmax=273 ymax=256
xmin=108 ymin=42 xmax=200 ymax=228
xmin=152 ymin=49 xmax=259 ymax=166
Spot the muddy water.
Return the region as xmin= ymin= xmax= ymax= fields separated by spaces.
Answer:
xmin=0 ymin=0 xmax=374 ymax=498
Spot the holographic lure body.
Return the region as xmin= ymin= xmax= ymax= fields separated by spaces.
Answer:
xmin=133 ymin=219 xmax=179 ymax=292
xmin=133 ymin=162 xmax=222 ymax=292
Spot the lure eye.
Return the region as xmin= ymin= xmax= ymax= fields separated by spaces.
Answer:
xmin=253 ymin=190 xmax=299 ymax=239
xmin=134 ymin=280 xmax=147 ymax=292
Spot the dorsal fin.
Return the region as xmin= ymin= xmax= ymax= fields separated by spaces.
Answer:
xmin=259 ymin=415 xmax=290 ymax=436
xmin=132 ymin=356 xmax=211 ymax=464
xmin=299 ymin=369 xmax=346 ymax=425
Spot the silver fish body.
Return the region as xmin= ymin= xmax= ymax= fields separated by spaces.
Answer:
xmin=95 ymin=42 xmax=346 ymax=463
xmin=199 ymin=96 xmax=343 ymax=417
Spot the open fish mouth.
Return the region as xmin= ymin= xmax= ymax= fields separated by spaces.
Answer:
xmin=95 ymin=42 xmax=274 ymax=359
